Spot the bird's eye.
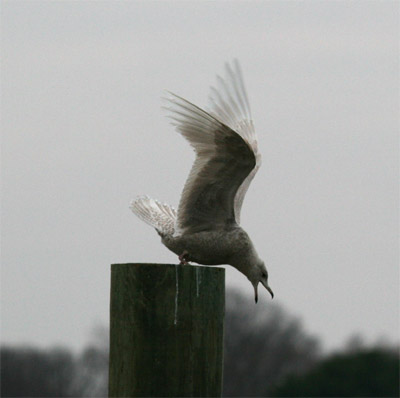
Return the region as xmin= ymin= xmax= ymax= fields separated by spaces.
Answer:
xmin=262 ymin=273 xmax=267 ymax=278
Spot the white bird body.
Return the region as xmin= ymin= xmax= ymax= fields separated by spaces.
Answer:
xmin=130 ymin=61 xmax=273 ymax=302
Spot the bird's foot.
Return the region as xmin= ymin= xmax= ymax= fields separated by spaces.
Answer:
xmin=179 ymin=251 xmax=190 ymax=265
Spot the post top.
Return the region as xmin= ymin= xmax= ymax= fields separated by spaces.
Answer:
xmin=111 ymin=263 xmax=225 ymax=274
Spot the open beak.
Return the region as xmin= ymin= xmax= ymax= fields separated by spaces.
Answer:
xmin=254 ymin=284 xmax=258 ymax=303
xmin=261 ymin=279 xmax=274 ymax=299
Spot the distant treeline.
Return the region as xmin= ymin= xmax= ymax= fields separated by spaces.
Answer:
xmin=1 ymin=290 xmax=399 ymax=397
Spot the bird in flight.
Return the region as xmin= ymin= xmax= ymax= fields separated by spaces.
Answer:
xmin=130 ymin=60 xmax=273 ymax=302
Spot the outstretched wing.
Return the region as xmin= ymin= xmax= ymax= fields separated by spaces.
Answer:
xmin=164 ymin=91 xmax=256 ymax=235
xmin=207 ymin=60 xmax=261 ymax=224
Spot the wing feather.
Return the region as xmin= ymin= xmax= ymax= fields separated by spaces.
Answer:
xmin=164 ymin=60 xmax=261 ymax=232
xmin=164 ymin=93 xmax=255 ymax=234
xmin=207 ymin=60 xmax=261 ymax=224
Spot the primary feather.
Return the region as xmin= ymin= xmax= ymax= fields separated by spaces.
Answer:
xmin=164 ymin=92 xmax=256 ymax=234
xmin=207 ymin=60 xmax=261 ymax=224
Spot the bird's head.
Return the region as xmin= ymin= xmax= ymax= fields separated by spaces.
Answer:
xmin=248 ymin=259 xmax=274 ymax=303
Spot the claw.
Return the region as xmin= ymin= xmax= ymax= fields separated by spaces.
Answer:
xmin=178 ymin=250 xmax=189 ymax=265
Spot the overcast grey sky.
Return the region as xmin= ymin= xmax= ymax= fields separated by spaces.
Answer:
xmin=2 ymin=1 xmax=398 ymax=352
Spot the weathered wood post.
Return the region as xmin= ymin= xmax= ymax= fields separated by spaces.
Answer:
xmin=108 ymin=263 xmax=225 ymax=397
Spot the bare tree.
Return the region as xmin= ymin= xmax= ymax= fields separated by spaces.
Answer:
xmin=69 ymin=325 xmax=109 ymax=397
xmin=223 ymin=289 xmax=320 ymax=397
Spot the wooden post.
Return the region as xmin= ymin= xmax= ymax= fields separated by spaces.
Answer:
xmin=108 ymin=263 xmax=225 ymax=398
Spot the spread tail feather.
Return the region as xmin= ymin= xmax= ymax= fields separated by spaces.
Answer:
xmin=129 ymin=195 xmax=176 ymax=236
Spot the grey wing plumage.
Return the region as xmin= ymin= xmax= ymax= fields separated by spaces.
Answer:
xmin=207 ymin=60 xmax=262 ymax=224
xmin=164 ymin=61 xmax=261 ymax=234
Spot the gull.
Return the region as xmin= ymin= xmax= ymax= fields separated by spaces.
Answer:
xmin=130 ymin=60 xmax=273 ymax=302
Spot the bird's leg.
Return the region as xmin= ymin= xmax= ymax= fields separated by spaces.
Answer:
xmin=178 ymin=250 xmax=190 ymax=265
